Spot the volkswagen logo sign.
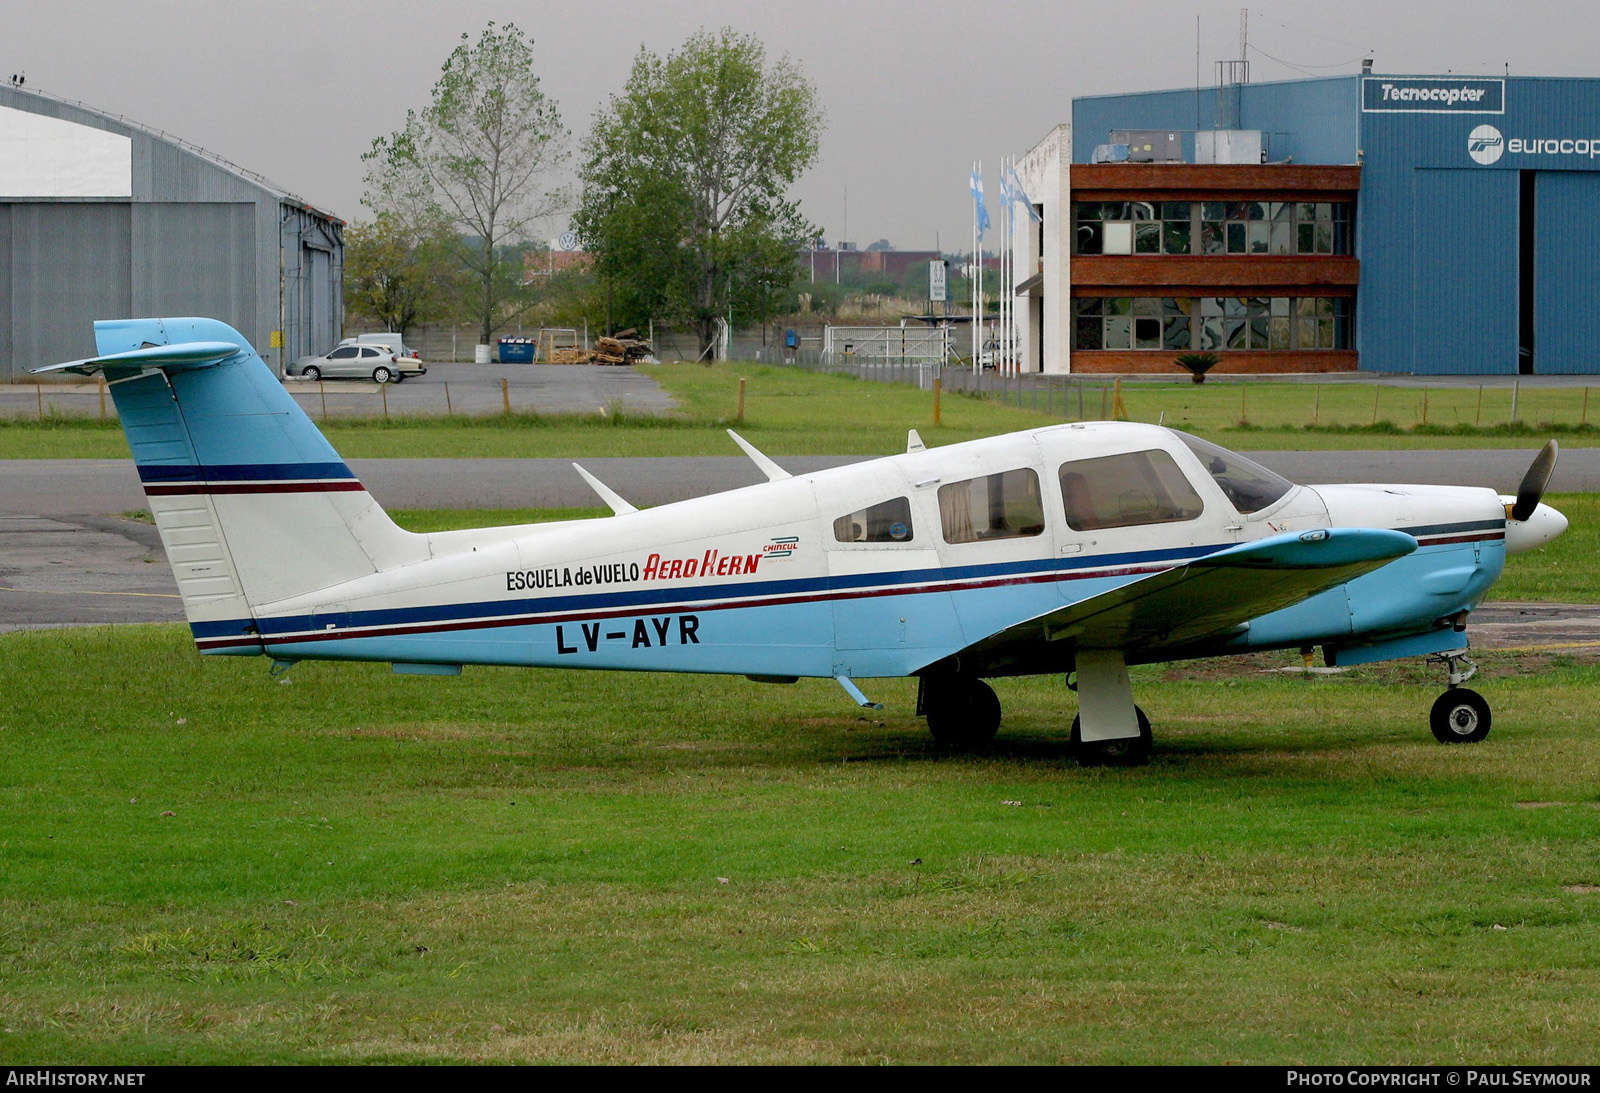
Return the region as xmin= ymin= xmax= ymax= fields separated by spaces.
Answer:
xmin=1468 ymin=124 xmax=1505 ymax=165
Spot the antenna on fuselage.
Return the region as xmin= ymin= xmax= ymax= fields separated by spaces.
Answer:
xmin=726 ymin=429 xmax=791 ymax=482
xmin=906 ymin=429 xmax=926 ymax=453
xmin=571 ymin=463 xmax=638 ymax=515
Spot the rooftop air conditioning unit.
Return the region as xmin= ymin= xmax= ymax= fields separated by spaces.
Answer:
xmin=1109 ymin=130 xmax=1182 ymax=163
xmin=1195 ymin=130 xmax=1265 ymax=164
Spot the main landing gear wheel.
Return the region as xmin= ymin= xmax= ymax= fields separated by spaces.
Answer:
xmin=924 ymin=676 xmax=1001 ymax=748
xmin=1430 ymin=688 xmax=1491 ymax=744
xmin=373 ymin=365 xmax=394 ymax=383
xmin=1070 ymin=706 xmax=1153 ymax=767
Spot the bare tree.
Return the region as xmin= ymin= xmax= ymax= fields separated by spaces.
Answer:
xmin=364 ymin=22 xmax=566 ymax=347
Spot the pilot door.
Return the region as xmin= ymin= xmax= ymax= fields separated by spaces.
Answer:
xmin=817 ymin=476 xmax=959 ymax=674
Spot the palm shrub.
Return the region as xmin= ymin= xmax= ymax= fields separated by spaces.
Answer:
xmin=1174 ymin=351 xmax=1221 ymax=384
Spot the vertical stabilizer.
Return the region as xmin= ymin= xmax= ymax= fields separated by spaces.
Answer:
xmin=88 ymin=318 xmax=426 ymax=654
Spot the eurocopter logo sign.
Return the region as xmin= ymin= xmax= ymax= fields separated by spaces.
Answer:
xmin=1466 ymin=123 xmax=1600 ymax=165
xmin=1362 ymin=77 xmax=1504 ymax=114
xmin=1468 ymin=125 xmax=1505 ymax=165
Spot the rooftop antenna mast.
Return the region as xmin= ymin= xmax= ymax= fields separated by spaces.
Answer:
xmin=1214 ymin=6 xmax=1250 ymax=129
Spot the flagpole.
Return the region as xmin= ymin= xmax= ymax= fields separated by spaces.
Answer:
xmin=971 ymin=160 xmax=978 ymax=374
xmin=1004 ymin=154 xmax=1012 ymax=377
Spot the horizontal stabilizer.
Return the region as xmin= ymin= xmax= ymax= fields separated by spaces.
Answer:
xmin=32 ymin=340 xmax=242 ymax=377
xmin=957 ymin=527 xmax=1417 ymax=664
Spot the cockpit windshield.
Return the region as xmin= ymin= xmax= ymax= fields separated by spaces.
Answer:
xmin=1174 ymin=432 xmax=1295 ymax=515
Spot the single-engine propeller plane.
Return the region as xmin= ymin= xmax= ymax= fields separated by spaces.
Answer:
xmin=39 ymin=318 xmax=1569 ymax=764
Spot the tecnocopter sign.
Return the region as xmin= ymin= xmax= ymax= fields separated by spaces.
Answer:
xmin=1363 ymin=77 xmax=1505 ymax=114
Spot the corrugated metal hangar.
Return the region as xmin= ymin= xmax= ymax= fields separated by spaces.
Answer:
xmin=0 ymin=85 xmax=343 ymax=379
xmin=1016 ymin=73 xmax=1600 ymax=375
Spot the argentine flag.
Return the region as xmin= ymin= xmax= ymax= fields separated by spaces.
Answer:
xmin=970 ymin=165 xmax=990 ymax=239
xmin=1005 ymin=164 xmax=1042 ymax=222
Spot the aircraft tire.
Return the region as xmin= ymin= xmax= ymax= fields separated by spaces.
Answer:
xmin=1071 ymin=706 xmax=1153 ymax=767
xmin=925 ymin=677 xmax=1001 ymax=748
xmin=1430 ymin=688 xmax=1491 ymax=744
xmin=302 ymin=365 xmax=321 ymax=381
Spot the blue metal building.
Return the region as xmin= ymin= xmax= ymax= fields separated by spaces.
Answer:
xmin=1073 ymin=74 xmax=1600 ymax=374
xmin=0 ymin=85 xmax=344 ymax=380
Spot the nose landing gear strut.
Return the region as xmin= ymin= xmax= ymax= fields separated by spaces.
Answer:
xmin=1427 ymin=652 xmax=1491 ymax=744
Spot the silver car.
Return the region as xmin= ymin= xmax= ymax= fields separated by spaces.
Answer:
xmin=289 ymin=344 xmax=425 ymax=383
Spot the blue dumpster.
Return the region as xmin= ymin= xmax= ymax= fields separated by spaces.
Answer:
xmin=498 ymin=337 xmax=537 ymax=364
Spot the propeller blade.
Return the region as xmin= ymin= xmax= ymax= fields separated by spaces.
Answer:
xmin=1511 ymin=440 xmax=1559 ymax=522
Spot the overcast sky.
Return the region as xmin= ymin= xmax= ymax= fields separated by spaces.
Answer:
xmin=7 ymin=1 xmax=1596 ymax=250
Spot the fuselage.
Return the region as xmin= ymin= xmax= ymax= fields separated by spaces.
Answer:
xmin=197 ymin=423 xmax=1527 ymax=680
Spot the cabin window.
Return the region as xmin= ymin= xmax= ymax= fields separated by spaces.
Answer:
xmin=938 ymin=469 xmax=1045 ymax=544
xmin=1175 ymin=432 xmax=1294 ymax=514
xmin=833 ymin=497 xmax=914 ymax=543
xmin=1058 ymin=450 xmax=1205 ymax=532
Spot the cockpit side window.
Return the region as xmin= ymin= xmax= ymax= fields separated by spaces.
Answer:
xmin=833 ymin=496 xmax=914 ymax=543
xmin=1058 ymin=450 xmax=1205 ymax=531
xmin=1174 ymin=432 xmax=1294 ymax=514
xmin=938 ymin=468 xmax=1045 ymax=544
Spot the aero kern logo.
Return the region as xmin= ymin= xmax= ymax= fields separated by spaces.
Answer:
xmin=1469 ymin=124 xmax=1505 ymax=165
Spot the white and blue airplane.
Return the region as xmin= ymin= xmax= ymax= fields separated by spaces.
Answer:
xmin=38 ymin=317 xmax=1569 ymax=765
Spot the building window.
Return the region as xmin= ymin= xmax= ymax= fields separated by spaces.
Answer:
xmin=1076 ymin=296 xmax=1349 ymax=351
xmin=1074 ymin=200 xmax=1351 ymax=256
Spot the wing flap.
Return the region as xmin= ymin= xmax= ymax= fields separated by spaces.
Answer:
xmin=960 ymin=527 xmax=1417 ymax=663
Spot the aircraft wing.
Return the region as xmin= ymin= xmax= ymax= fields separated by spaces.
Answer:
xmin=957 ymin=527 xmax=1417 ymax=665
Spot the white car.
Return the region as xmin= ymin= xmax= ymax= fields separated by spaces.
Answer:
xmin=289 ymin=344 xmax=425 ymax=382
xmin=339 ymin=333 xmax=425 ymax=365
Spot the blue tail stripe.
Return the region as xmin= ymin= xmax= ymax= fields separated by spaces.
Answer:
xmin=137 ymin=462 xmax=356 ymax=483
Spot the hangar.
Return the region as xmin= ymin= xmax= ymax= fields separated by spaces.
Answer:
xmin=0 ymin=85 xmax=343 ymax=379
xmin=1014 ymin=72 xmax=1600 ymax=375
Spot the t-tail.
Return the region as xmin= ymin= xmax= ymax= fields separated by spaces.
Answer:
xmin=35 ymin=318 xmax=424 ymax=655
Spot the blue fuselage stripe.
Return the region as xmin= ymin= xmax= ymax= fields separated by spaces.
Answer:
xmin=190 ymin=542 xmax=1213 ymax=643
xmin=191 ymin=518 xmax=1503 ymax=648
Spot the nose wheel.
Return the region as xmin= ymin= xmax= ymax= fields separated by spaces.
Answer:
xmin=1428 ymin=653 xmax=1491 ymax=744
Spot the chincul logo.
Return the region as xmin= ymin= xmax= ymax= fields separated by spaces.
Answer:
xmin=1468 ymin=124 xmax=1504 ymax=165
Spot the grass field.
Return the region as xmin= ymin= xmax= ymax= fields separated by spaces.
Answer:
xmin=4 ymin=365 xmax=1597 ymax=459
xmin=3 ymin=625 xmax=1599 ymax=1064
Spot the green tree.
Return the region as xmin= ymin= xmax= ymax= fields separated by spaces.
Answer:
xmin=574 ymin=28 xmax=823 ymax=356
xmin=343 ymin=213 xmax=467 ymax=335
xmin=363 ymin=22 xmax=566 ymax=347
